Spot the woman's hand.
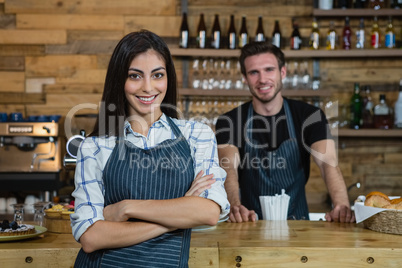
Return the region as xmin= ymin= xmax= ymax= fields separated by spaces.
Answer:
xmin=185 ymin=170 xmax=215 ymax=197
xmin=103 ymin=200 xmax=131 ymax=222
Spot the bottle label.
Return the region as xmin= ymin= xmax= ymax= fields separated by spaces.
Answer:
xmin=291 ymin=36 xmax=301 ymax=49
xmin=356 ymin=30 xmax=365 ymax=49
xmin=326 ymin=32 xmax=336 ymax=50
xmin=255 ymin=33 xmax=265 ymax=42
xmin=198 ymin=31 xmax=206 ymax=48
xmin=212 ymin=31 xmax=221 ymax=49
xmin=229 ymin=33 xmax=236 ymax=49
xmin=239 ymin=33 xmax=248 ymax=48
xmin=343 ymin=35 xmax=351 ymax=49
xmin=371 ymin=32 xmax=379 ymax=48
xmin=385 ymin=32 xmax=395 ymax=48
xmin=180 ymin=31 xmax=189 ymax=48
xmin=310 ymin=32 xmax=319 ymax=49
xmin=272 ymin=33 xmax=280 ymax=48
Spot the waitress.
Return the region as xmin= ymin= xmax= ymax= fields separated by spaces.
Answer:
xmin=71 ymin=30 xmax=230 ymax=268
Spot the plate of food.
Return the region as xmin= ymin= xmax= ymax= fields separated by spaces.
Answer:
xmin=0 ymin=221 xmax=47 ymax=242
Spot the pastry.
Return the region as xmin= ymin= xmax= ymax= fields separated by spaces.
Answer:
xmin=364 ymin=191 xmax=391 ymax=208
xmin=0 ymin=220 xmax=35 ymax=236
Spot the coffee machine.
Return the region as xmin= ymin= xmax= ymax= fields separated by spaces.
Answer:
xmin=0 ymin=121 xmax=62 ymax=193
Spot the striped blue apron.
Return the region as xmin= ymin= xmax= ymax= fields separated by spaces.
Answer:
xmin=239 ymin=99 xmax=309 ymax=220
xmin=74 ymin=116 xmax=194 ymax=268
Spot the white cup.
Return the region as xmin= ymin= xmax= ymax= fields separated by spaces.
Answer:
xmin=319 ymin=0 xmax=333 ymax=9
xmin=0 ymin=197 xmax=6 ymax=211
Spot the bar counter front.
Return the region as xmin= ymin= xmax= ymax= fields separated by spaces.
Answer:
xmin=0 ymin=220 xmax=401 ymax=267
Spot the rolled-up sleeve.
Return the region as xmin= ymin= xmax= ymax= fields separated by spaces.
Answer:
xmin=71 ymin=137 xmax=107 ymax=242
xmin=187 ymin=122 xmax=230 ymax=220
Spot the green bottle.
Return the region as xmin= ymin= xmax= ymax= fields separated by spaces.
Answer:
xmin=350 ymin=82 xmax=363 ymax=129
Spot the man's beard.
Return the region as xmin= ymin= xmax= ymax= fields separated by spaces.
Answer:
xmin=250 ymin=80 xmax=283 ymax=104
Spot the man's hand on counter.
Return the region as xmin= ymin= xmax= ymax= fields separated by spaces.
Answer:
xmin=227 ymin=205 xmax=258 ymax=223
xmin=325 ymin=205 xmax=356 ymax=223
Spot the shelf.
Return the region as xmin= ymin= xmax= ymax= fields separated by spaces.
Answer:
xmin=313 ymin=8 xmax=402 ymax=17
xmin=171 ymin=47 xmax=402 ymax=58
xmin=333 ymin=128 xmax=402 ymax=137
xmin=179 ymin=88 xmax=330 ymax=97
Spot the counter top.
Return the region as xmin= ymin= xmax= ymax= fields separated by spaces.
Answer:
xmin=0 ymin=220 xmax=401 ymax=267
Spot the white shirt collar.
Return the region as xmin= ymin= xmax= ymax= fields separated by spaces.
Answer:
xmin=123 ymin=113 xmax=171 ymax=138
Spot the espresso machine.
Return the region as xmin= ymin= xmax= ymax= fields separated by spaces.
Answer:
xmin=0 ymin=121 xmax=62 ymax=194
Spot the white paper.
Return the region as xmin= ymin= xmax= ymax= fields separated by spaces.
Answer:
xmin=354 ymin=196 xmax=401 ymax=224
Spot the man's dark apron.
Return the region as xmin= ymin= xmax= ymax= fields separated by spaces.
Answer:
xmin=74 ymin=116 xmax=194 ymax=268
xmin=239 ymin=100 xmax=309 ymax=220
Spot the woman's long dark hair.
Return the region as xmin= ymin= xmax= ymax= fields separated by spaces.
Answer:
xmin=90 ymin=30 xmax=178 ymax=137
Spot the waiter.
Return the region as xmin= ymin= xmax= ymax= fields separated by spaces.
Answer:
xmin=215 ymin=41 xmax=355 ymax=223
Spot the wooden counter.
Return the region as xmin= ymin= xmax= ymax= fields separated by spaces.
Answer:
xmin=0 ymin=220 xmax=401 ymax=267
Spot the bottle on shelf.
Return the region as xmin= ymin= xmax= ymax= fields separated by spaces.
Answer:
xmin=373 ymin=94 xmax=392 ymax=129
xmin=179 ymin=12 xmax=190 ymax=49
xmin=255 ymin=16 xmax=266 ymax=42
xmin=394 ymin=79 xmax=402 ymax=128
xmin=290 ymin=19 xmax=302 ymax=50
xmin=336 ymin=0 xmax=350 ymax=8
xmin=272 ymin=20 xmax=281 ymax=48
xmin=309 ymin=17 xmax=320 ymax=50
xmin=354 ymin=0 xmax=366 ymax=8
xmin=385 ymin=16 xmax=396 ymax=49
xmin=356 ymin=18 xmax=365 ymax=49
xmin=390 ymin=0 xmax=402 ymax=8
xmin=362 ymin=85 xmax=374 ymax=128
xmin=211 ymin=14 xmax=221 ymax=49
xmin=371 ymin=16 xmax=380 ymax=49
xmin=239 ymin=16 xmax=248 ymax=48
xmin=350 ymin=82 xmax=363 ymax=129
xmin=326 ymin=21 xmax=337 ymax=50
xmin=369 ymin=0 xmax=385 ymax=9
xmin=196 ymin=13 xmax=207 ymax=49
xmin=342 ymin=17 xmax=352 ymax=50
xmin=227 ymin=14 xmax=237 ymax=49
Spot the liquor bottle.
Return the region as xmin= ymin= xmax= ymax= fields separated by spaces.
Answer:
xmin=309 ymin=18 xmax=320 ymax=50
xmin=227 ymin=15 xmax=237 ymax=49
xmin=342 ymin=17 xmax=352 ymax=50
xmin=211 ymin=14 xmax=221 ymax=49
xmin=373 ymin=94 xmax=392 ymax=129
xmin=350 ymin=82 xmax=363 ymax=129
xmin=290 ymin=19 xmax=302 ymax=50
xmin=196 ymin=13 xmax=207 ymax=49
xmin=362 ymin=85 xmax=374 ymax=128
xmin=385 ymin=16 xmax=396 ymax=49
xmin=179 ymin=12 xmax=189 ymax=48
xmin=369 ymin=0 xmax=385 ymax=9
xmin=356 ymin=18 xmax=365 ymax=49
xmin=326 ymin=21 xmax=337 ymax=50
xmin=354 ymin=0 xmax=365 ymax=7
xmin=255 ymin=16 xmax=265 ymax=42
xmin=239 ymin=16 xmax=248 ymax=48
xmin=394 ymin=79 xmax=402 ymax=128
xmin=272 ymin=20 xmax=281 ymax=48
xmin=337 ymin=0 xmax=350 ymax=8
xmin=371 ymin=16 xmax=380 ymax=49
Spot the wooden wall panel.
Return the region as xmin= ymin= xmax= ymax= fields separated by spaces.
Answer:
xmin=0 ymin=29 xmax=67 ymax=44
xmin=0 ymin=71 xmax=25 ymax=92
xmin=124 ymin=16 xmax=182 ymax=37
xmin=0 ymin=56 xmax=24 ymax=71
xmin=17 ymin=14 xmax=124 ymax=30
xmin=55 ymin=69 xmax=106 ymax=84
xmin=0 ymin=45 xmax=45 ymax=56
xmin=5 ymin=0 xmax=177 ymax=15
xmin=25 ymin=55 xmax=98 ymax=77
